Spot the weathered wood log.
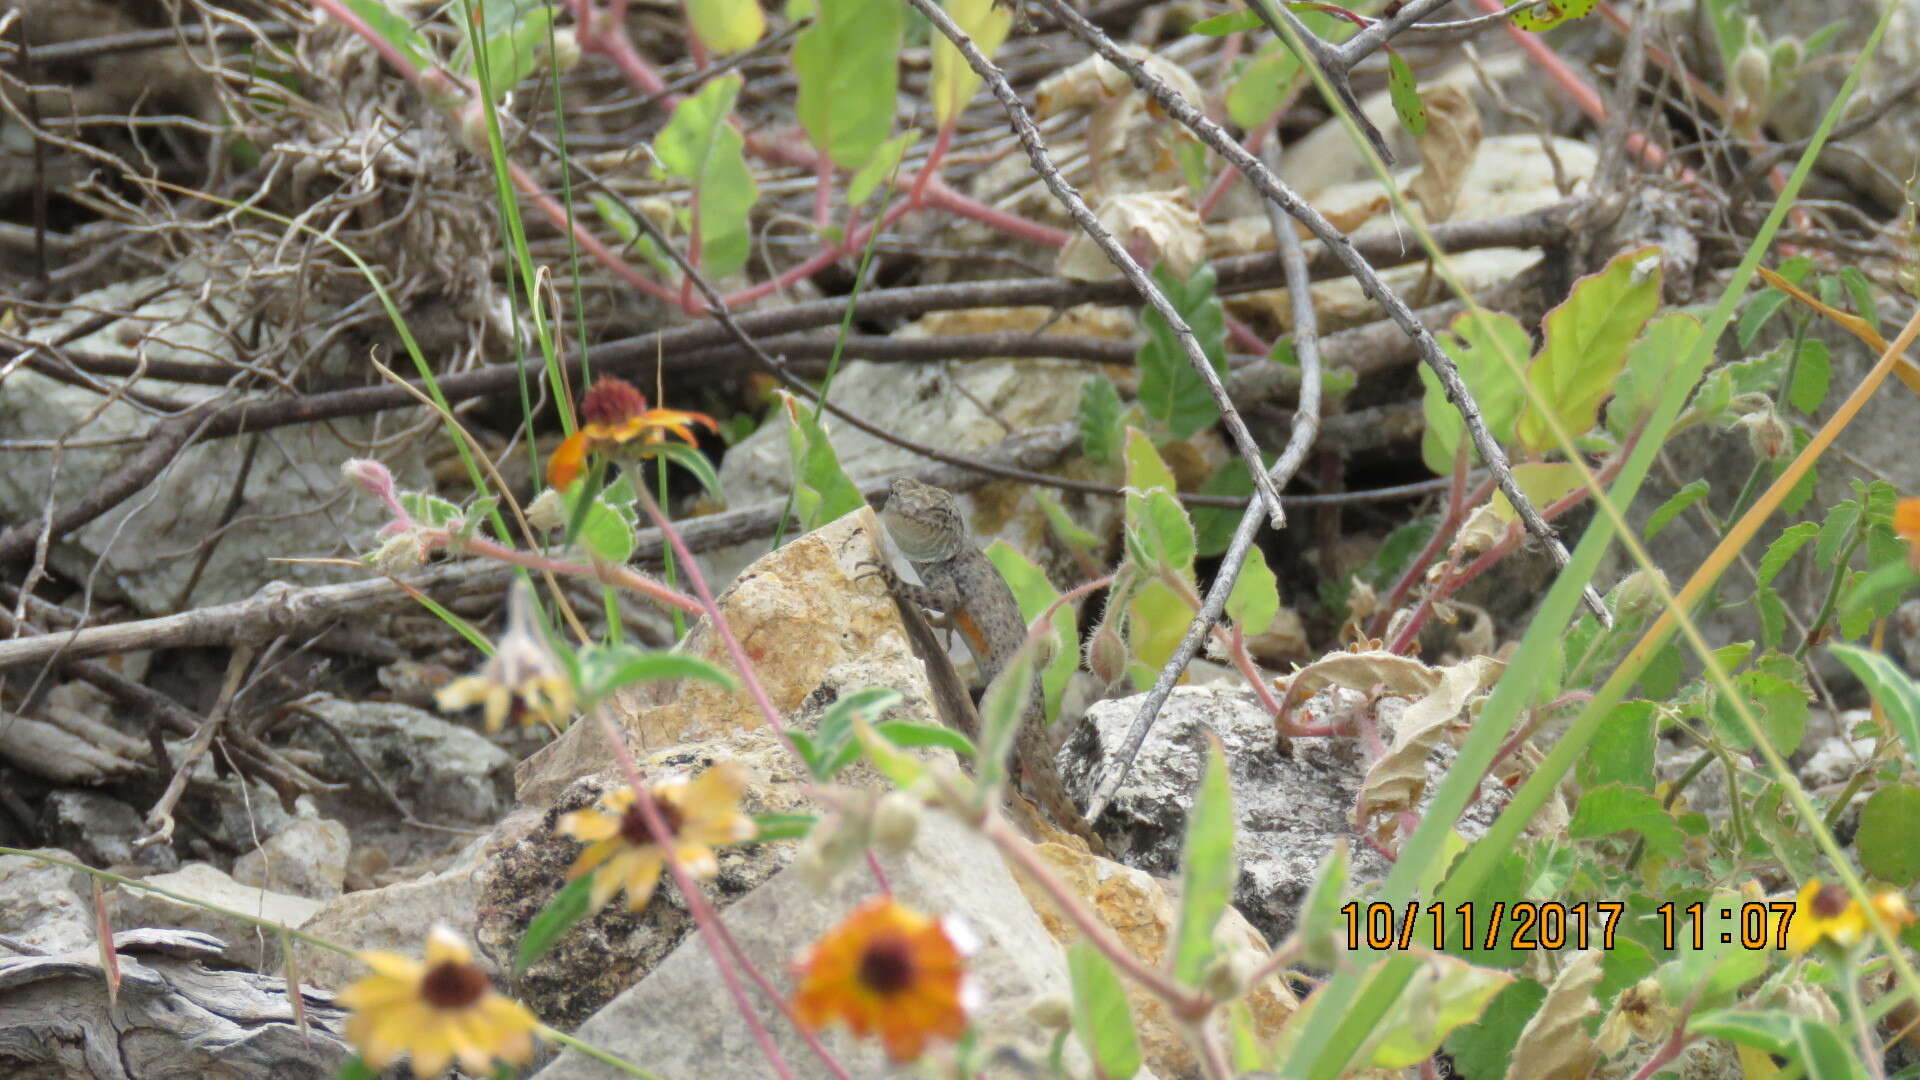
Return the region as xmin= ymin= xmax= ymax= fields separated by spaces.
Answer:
xmin=0 ymin=928 xmax=352 ymax=1079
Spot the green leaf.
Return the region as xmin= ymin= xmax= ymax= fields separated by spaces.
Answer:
xmin=1225 ymin=47 xmax=1300 ymax=129
xmin=806 ymin=687 xmax=904 ymax=781
xmin=792 ymin=0 xmax=901 ymax=170
xmin=590 ymin=191 xmax=674 ymax=275
xmin=1858 ymin=785 xmax=1920 ymax=884
xmin=1708 ymin=665 xmax=1809 ymax=755
xmin=1443 ymin=979 xmax=1546 ymax=1080
xmin=1643 ymin=479 xmax=1709 ymax=541
xmin=1511 ymin=0 xmax=1596 ymax=32
xmin=1136 ymin=264 xmax=1227 ymax=441
xmin=1757 ymin=521 xmax=1819 ymax=586
xmin=1610 ymin=313 xmax=1702 ymax=438
xmin=1078 ymin=374 xmax=1125 ymax=467
xmin=1125 ymin=578 xmax=1193 ymax=690
xmin=474 ymin=1 xmax=554 ymax=101
xmin=1816 ymin=499 xmax=1863 ymax=568
xmin=1568 ymin=784 xmax=1683 ymax=857
xmin=1838 ymin=265 xmax=1880 ymax=335
xmin=1122 ymin=429 xmax=1196 ymax=573
xmin=751 ymin=812 xmax=819 ymax=842
xmin=779 ymin=392 xmax=867 ymax=531
xmin=976 ymin=648 xmax=1035 ymax=797
xmin=644 ymin=440 xmax=724 ymax=500
xmin=1193 ymin=9 xmax=1262 ymax=34
xmin=687 ymin=0 xmax=766 ymax=54
xmin=343 ymin=0 xmax=432 ymax=71
xmin=516 ymin=873 xmax=595 ymax=974
xmin=930 ymin=0 xmax=1009 ymax=125
xmin=1688 ymin=1012 xmax=1866 ymax=1080
xmin=1032 ymin=489 xmax=1101 ymax=553
xmin=578 ymin=645 xmax=736 ymax=703
xmin=1190 ymin=459 xmax=1263 ymax=559
xmin=655 ymin=75 xmax=758 ymax=277
xmin=874 ymin=720 xmax=975 ymax=758
xmin=334 ymin=1057 xmax=380 ymax=1080
xmin=1385 ymin=49 xmax=1425 ymax=136
xmin=1068 ymin=941 xmax=1141 ymax=1080
xmin=1828 ymin=643 xmax=1920 ymax=771
xmin=1172 ymin=735 xmax=1235 ymax=987
xmin=1577 ymin=701 xmax=1654 ymax=791
xmin=1788 ymin=338 xmax=1832 ymax=414
xmin=1365 ymin=955 xmax=1513 ymax=1067
xmin=577 ymin=497 xmax=636 ymax=562
xmin=988 ymin=541 xmax=1077 ymax=724
xmin=1755 ymin=587 xmax=1788 ymax=652
xmin=846 ymin=128 xmax=920 ymax=205
xmin=1516 ymin=246 xmax=1662 ymax=452
xmin=1294 ymin=840 xmax=1350 ymax=969
xmin=1225 ymin=545 xmax=1279 ymax=635
xmin=1420 ymin=310 xmax=1529 ymax=475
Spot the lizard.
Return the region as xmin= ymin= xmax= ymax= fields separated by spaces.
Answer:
xmin=875 ymin=476 xmax=1107 ymax=854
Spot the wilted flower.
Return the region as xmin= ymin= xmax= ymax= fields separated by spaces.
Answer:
xmin=792 ymin=896 xmax=977 ymax=1062
xmin=554 ymin=762 xmax=755 ymax=913
xmin=338 ymin=925 xmax=538 ymax=1078
xmin=435 ymin=580 xmax=575 ymax=732
xmin=547 ymin=376 xmax=717 ymax=491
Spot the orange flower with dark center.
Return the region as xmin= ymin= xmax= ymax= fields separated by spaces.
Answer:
xmin=338 ymin=925 xmax=538 ymax=1078
xmin=554 ymin=763 xmax=755 ymax=914
xmin=792 ymin=896 xmax=976 ymax=1062
xmin=547 ymin=376 xmax=717 ymax=491
xmin=1897 ymin=498 xmax=1920 ymax=569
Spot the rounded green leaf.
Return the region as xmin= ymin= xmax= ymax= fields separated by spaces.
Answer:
xmin=1859 ymin=785 xmax=1920 ymax=884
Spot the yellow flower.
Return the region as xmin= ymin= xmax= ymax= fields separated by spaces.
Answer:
xmin=435 ymin=579 xmax=575 ymax=732
xmin=555 ymin=763 xmax=756 ymax=914
xmin=547 ymin=376 xmax=717 ymax=492
xmin=792 ymin=896 xmax=977 ymax=1062
xmin=338 ymin=924 xmax=538 ymax=1078
xmin=1897 ymin=498 xmax=1920 ymax=570
xmin=1786 ymin=880 xmax=1867 ymax=955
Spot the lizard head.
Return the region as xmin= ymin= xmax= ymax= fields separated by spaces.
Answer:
xmin=881 ymin=477 xmax=969 ymax=563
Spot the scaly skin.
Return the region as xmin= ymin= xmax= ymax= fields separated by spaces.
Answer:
xmin=878 ymin=477 xmax=1105 ymax=853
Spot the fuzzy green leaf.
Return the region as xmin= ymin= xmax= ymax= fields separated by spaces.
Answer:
xmin=515 ymin=874 xmax=595 ymax=975
xmin=1420 ymin=310 xmax=1529 ymax=475
xmin=1172 ymin=735 xmax=1235 ymax=986
xmin=1516 ymin=246 xmax=1662 ymax=452
xmin=1068 ymin=941 xmax=1141 ymax=1080
xmin=1225 ymin=544 xmax=1279 ymax=635
xmin=1829 ymin=643 xmax=1920 ymax=773
xmin=1386 ymin=49 xmax=1425 ymax=135
xmin=1643 ymin=479 xmax=1708 ymax=541
xmin=792 ymin=0 xmax=901 ymax=170
xmin=655 ymin=75 xmax=757 ymax=276
xmin=1137 ymin=264 xmax=1227 ymax=441
xmin=687 ymin=0 xmax=766 ymax=55
xmin=1757 ymin=521 xmax=1819 ymax=587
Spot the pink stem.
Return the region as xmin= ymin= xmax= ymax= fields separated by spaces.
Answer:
xmin=920 ymin=179 xmax=1071 ymax=247
xmin=909 ymin=123 xmax=955 ymax=209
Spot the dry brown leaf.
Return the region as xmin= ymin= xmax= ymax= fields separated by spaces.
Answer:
xmin=1056 ymin=189 xmax=1205 ymax=282
xmin=1504 ymin=950 xmax=1603 ymax=1080
xmin=1354 ymin=655 xmax=1501 ymax=831
xmin=1405 ymin=84 xmax=1481 ymax=224
xmin=1274 ymin=649 xmax=1442 ymax=734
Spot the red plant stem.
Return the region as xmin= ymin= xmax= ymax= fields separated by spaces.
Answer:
xmin=1199 ymin=118 xmax=1274 ymax=219
xmin=425 ymin=528 xmax=707 ymax=615
xmin=814 ymin=154 xmax=833 ymax=228
xmin=919 ymin=179 xmax=1071 ymax=246
xmin=1224 ymin=311 xmax=1271 ymax=356
xmin=507 ymin=158 xmax=680 ymax=303
xmin=910 ymin=123 xmax=956 ymax=208
xmin=1387 ymin=449 xmax=1628 ymax=654
xmin=1368 ymin=465 xmax=1490 ymax=641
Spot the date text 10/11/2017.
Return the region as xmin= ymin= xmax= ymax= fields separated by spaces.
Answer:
xmin=1338 ymin=900 xmax=1796 ymax=952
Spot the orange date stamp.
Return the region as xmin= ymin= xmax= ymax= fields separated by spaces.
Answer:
xmin=1340 ymin=900 xmax=1798 ymax=951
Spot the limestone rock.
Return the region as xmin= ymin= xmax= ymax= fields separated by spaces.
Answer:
xmin=35 ymin=790 xmax=176 ymax=872
xmin=0 ymin=849 xmax=92 ymax=955
xmin=1014 ymin=839 xmax=1299 ymax=1080
xmin=1064 ymin=685 xmax=1507 ymax=944
xmin=233 ymin=814 xmax=351 ymax=900
xmin=288 ymin=696 xmax=513 ymax=825
xmin=292 ymin=845 xmax=485 ymax=991
xmin=108 ymin=863 xmax=323 ymax=972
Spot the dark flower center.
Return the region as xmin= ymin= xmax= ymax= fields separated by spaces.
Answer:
xmin=582 ymin=377 xmax=647 ymax=428
xmin=857 ymin=934 xmax=917 ymax=996
xmin=619 ymin=793 xmax=684 ymax=846
xmin=1813 ymin=884 xmax=1850 ymax=919
xmin=421 ymin=960 xmax=491 ymax=1009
